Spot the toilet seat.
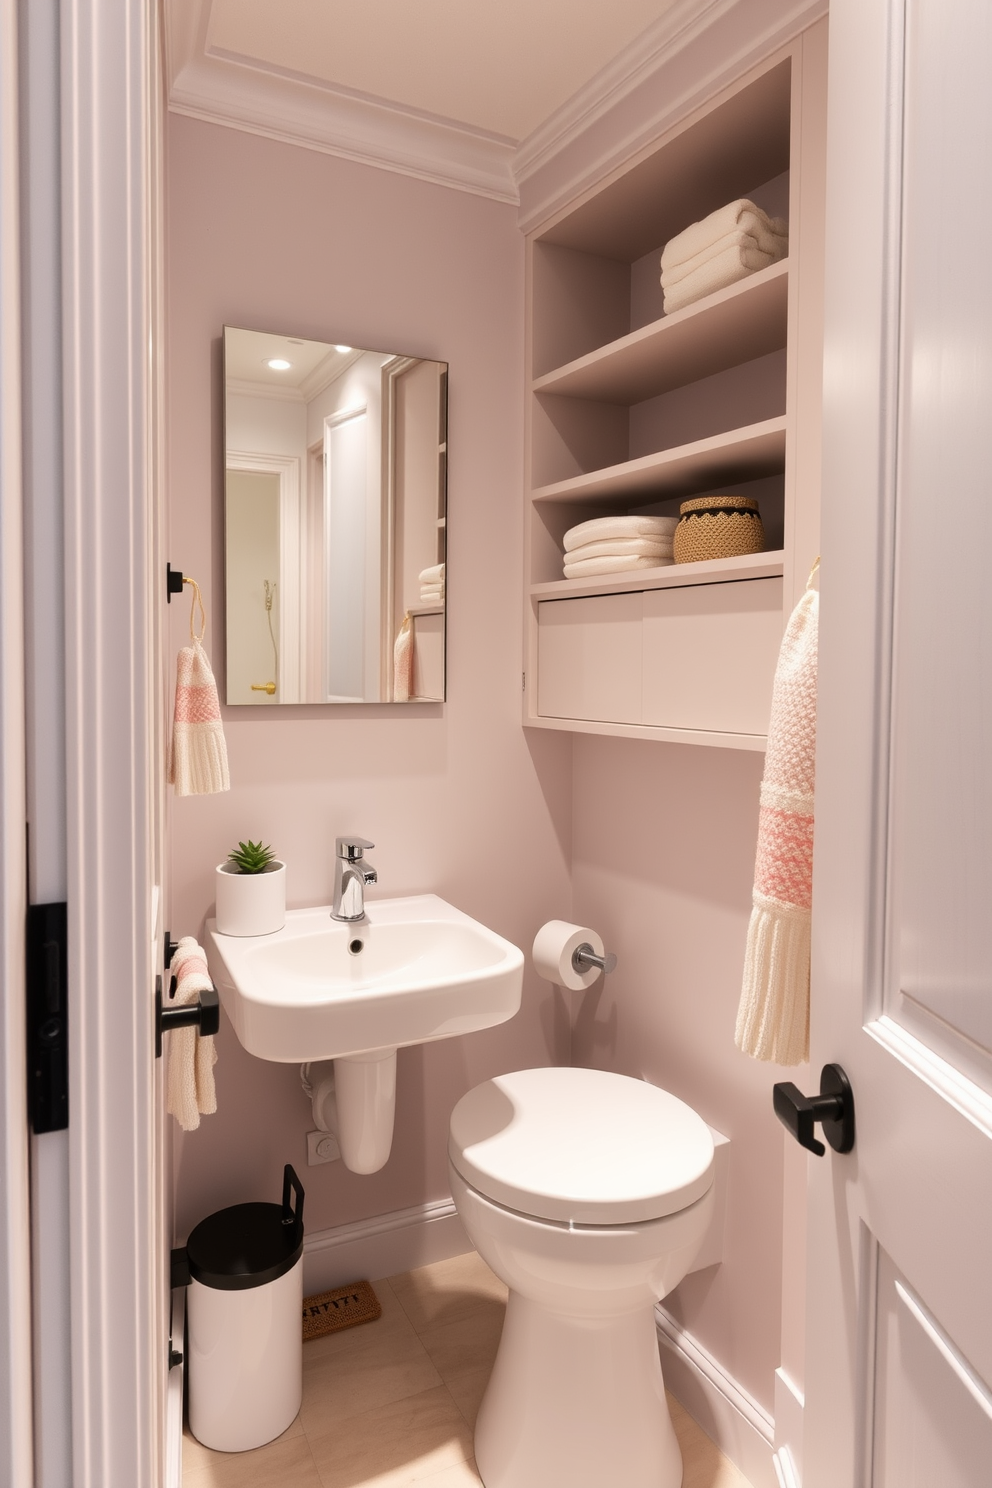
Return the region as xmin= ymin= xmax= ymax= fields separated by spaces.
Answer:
xmin=448 ymin=1067 xmax=714 ymax=1225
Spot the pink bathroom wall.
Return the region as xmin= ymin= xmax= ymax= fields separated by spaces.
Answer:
xmin=165 ymin=115 xmax=573 ymax=1242
xmin=570 ymin=734 xmax=787 ymax=1414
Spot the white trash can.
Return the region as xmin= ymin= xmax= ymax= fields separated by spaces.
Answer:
xmin=183 ymin=1165 xmax=305 ymax=1452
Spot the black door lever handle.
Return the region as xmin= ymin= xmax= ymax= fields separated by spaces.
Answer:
xmin=773 ymin=1063 xmax=855 ymax=1156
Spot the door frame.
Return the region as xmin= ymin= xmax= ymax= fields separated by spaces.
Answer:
xmin=0 ymin=0 xmax=34 ymax=1476
xmin=60 ymin=0 xmax=166 ymax=1482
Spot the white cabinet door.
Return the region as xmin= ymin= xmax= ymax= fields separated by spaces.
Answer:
xmin=805 ymin=1 xmax=992 ymax=1482
xmin=537 ymin=593 xmax=642 ymax=723
xmin=642 ymin=577 xmax=781 ymax=735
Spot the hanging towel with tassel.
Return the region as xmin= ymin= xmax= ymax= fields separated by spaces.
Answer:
xmin=735 ymin=568 xmax=818 ymax=1065
xmin=170 ymin=579 xmax=230 ymax=795
xmin=393 ymin=613 xmax=414 ymax=701
xmin=166 ymin=937 xmax=218 ymax=1132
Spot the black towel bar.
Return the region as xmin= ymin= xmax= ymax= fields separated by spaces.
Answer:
xmin=155 ymin=975 xmax=220 ymax=1058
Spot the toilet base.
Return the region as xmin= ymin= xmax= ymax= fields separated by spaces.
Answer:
xmin=475 ymin=1290 xmax=682 ymax=1488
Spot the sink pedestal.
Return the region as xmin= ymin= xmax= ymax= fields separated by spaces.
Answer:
xmin=335 ymin=1050 xmax=396 ymax=1173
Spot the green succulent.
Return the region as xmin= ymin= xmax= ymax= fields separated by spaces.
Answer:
xmin=227 ymin=839 xmax=277 ymax=875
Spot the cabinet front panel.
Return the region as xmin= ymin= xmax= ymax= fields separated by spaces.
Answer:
xmin=642 ymin=577 xmax=782 ymax=735
xmin=537 ymin=593 xmax=642 ymax=723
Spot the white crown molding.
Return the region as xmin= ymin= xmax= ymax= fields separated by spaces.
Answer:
xmin=514 ymin=0 xmax=829 ymax=234
xmin=166 ymin=0 xmax=517 ymax=202
xmin=513 ymin=0 xmax=741 ymax=183
xmin=166 ymin=0 xmax=827 ymax=218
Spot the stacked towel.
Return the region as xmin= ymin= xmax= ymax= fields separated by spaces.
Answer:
xmin=562 ymin=515 xmax=677 ymax=579
xmin=419 ymin=563 xmax=445 ymax=606
xmin=166 ymin=938 xmax=218 ymax=1132
xmin=661 ymin=199 xmax=788 ymax=315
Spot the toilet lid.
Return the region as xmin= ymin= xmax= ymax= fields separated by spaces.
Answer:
xmin=448 ymin=1067 xmax=714 ymax=1225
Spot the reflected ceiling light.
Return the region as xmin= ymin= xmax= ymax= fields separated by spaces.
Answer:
xmin=266 ymin=357 xmax=291 ymax=370
xmin=334 ymin=345 xmax=352 ymax=354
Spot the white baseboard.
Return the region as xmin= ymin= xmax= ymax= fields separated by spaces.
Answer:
xmin=773 ymin=1367 xmax=804 ymax=1486
xmin=656 ymin=1304 xmax=777 ymax=1488
xmin=302 ymin=1197 xmax=471 ymax=1294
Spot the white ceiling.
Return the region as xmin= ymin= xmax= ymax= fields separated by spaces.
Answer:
xmin=205 ymin=0 xmax=681 ymax=142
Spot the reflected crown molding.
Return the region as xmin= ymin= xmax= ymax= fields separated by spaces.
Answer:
xmin=226 ymin=376 xmax=304 ymax=404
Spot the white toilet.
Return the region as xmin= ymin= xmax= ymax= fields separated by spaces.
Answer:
xmin=448 ymin=1066 xmax=715 ymax=1488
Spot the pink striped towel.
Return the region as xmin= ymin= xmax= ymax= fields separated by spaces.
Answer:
xmin=169 ymin=639 xmax=230 ymax=796
xmin=735 ymin=576 xmax=818 ymax=1065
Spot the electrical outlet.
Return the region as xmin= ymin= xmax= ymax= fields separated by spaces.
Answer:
xmin=307 ymin=1129 xmax=341 ymax=1165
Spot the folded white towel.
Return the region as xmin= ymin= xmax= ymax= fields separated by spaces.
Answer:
xmin=662 ymin=222 xmax=787 ymax=288
xmin=663 ymin=242 xmax=774 ymax=314
xmin=419 ymin=563 xmax=445 ymax=585
xmin=166 ymin=938 xmax=218 ymax=1132
xmin=566 ymin=536 xmax=673 ymax=563
xmin=661 ymin=199 xmax=788 ymax=272
xmin=564 ymin=553 xmax=674 ymax=579
xmin=420 ymin=590 xmax=444 ymax=605
xmin=564 ymin=515 xmax=678 ymax=552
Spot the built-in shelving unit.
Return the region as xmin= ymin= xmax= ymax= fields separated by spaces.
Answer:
xmin=530 ymin=549 xmax=785 ymax=602
xmin=522 ymin=24 xmax=827 ymax=748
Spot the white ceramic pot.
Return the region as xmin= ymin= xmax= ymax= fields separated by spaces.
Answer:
xmin=214 ymin=860 xmax=286 ymax=937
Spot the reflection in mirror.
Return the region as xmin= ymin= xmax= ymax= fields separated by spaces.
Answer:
xmin=224 ymin=327 xmax=447 ymax=704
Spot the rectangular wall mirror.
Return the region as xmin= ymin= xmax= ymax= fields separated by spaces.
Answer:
xmin=224 ymin=326 xmax=447 ymax=704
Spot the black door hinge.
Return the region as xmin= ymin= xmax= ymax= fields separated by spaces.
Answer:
xmin=26 ymin=902 xmax=68 ymax=1133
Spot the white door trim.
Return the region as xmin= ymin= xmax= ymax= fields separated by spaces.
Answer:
xmin=60 ymin=0 xmax=164 ymax=1481
xmin=0 ymin=0 xmax=34 ymax=1476
xmin=225 ymin=449 xmax=303 ymax=703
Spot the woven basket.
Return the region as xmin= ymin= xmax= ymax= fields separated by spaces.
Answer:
xmin=673 ymin=495 xmax=764 ymax=564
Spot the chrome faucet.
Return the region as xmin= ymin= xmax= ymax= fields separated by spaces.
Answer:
xmin=332 ymin=837 xmax=377 ymax=921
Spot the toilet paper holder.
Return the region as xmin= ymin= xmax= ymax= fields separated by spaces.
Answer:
xmin=572 ymin=943 xmax=617 ymax=976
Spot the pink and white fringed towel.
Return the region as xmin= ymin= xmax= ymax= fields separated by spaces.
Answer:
xmin=169 ymin=577 xmax=230 ymax=799
xmin=735 ymin=571 xmax=818 ymax=1065
xmin=166 ymin=937 xmax=218 ymax=1132
xmin=393 ymin=614 xmax=413 ymax=702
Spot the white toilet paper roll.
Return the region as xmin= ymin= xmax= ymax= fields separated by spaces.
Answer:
xmin=532 ymin=920 xmax=606 ymax=991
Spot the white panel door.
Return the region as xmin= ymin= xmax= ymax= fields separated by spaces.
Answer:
xmin=805 ymin=1 xmax=992 ymax=1483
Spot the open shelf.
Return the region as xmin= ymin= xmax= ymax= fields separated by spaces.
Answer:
xmin=522 ymin=714 xmax=769 ymax=752
xmin=538 ymin=60 xmax=792 ymax=261
xmin=533 ymin=262 xmax=789 ymax=406
xmin=531 ymin=549 xmax=784 ymax=601
xmin=532 ymin=417 xmax=786 ymax=507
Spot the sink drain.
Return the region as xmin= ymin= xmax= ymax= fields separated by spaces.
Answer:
xmin=348 ymin=938 xmax=364 ymax=956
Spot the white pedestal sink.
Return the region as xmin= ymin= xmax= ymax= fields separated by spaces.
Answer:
xmin=206 ymin=895 xmax=524 ymax=1173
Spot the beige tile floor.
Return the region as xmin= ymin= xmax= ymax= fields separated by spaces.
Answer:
xmin=182 ymin=1252 xmax=752 ymax=1488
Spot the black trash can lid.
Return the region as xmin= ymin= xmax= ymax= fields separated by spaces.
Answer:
xmin=186 ymin=1165 xmax=305 ymax=1292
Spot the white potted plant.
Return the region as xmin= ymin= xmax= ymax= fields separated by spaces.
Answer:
xmin=215 ymin=838 xmax=286 ymax=936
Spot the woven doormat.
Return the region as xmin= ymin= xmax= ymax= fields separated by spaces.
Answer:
xmin=302 ymin=1280 xmax=381 ymax=1342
